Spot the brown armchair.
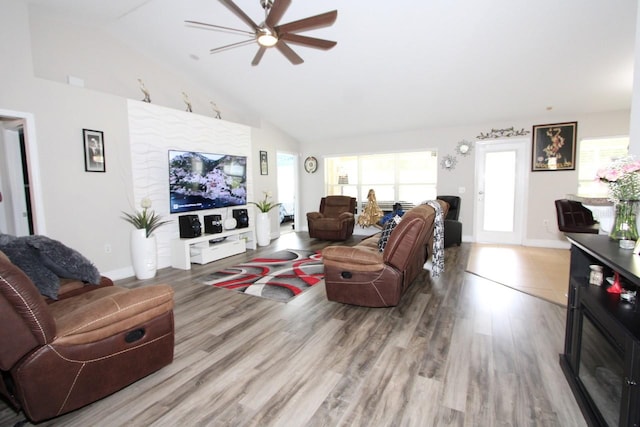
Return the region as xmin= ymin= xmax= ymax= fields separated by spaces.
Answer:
xmin=0 ymin=251 xmax=175 ymax=423
xmin=307 ymin=196 xmax=357 ymax=240
xmin=554 ymin=199 xmax=600 ymax=234
xmin=322 ymin=201 xmax=448 ymax=307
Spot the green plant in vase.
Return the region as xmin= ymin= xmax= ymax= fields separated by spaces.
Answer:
xmin=249 ymin=191 xmax=281 ymax=213
xmin=122 ymin=197 xmax=171 ymax=238
xmin=250 ymin=191 xmax=281 ymax=247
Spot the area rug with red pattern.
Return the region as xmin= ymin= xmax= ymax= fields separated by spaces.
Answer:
xmin=201 ymin=249 xmax=324 ymax=303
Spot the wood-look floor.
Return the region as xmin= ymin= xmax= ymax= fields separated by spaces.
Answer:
xmin=0 ymin=233 xmax=586 ymax=426
xmin=466 ymin=244 xmax=570 ymax=307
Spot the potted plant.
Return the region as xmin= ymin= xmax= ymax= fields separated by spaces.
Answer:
xmin=249 ymin=191 xmax=281 ymax=246
xmin=122 ymin=197 xmax=171 ymax=279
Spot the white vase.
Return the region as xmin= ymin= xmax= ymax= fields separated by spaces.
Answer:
xmin=256 ymin=212 xmax=271 ymax=246
xmin=130 ymin=228 xmax=157 ymax=280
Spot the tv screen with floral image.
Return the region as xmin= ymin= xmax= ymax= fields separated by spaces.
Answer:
xmin=168 ymin=150 xmax=247 ymax=214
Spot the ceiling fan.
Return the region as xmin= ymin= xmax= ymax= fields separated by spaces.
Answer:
xmin=186 ymin=0 xmax=337 ymax=66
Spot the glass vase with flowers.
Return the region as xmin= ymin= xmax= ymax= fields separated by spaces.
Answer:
xmin=596 ymin=156 xmax=640 ymax=248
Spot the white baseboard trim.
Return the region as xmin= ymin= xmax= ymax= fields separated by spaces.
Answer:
xmin=102 ymin=266 xmax=134 ymax=281
xmin=465 ymin=235 xmax=571 ymax=250
xmin=522 ymin=238 xmax=571 ymax=249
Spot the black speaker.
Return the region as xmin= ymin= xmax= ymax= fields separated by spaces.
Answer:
xmin=203 ymin=214 xmax=223 ymax=234
xmin=233 ymin=208 xmax=249 ymax=229
xmin=179 ymin=214 xmax=201 ymax=238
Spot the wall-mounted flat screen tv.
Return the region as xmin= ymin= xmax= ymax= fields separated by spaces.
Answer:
xmin=168 ymin=150 xmax=247 ymax=214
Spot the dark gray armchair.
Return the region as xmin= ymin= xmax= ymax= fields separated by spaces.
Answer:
xmin=437 ymin=195 xmax=462 ymax=247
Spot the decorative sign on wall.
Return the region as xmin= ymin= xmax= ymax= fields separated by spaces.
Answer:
xmin=476 ymin=127 xmax=530 ymax=140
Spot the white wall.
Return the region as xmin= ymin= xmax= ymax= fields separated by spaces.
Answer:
xmin=629 ymin=0 xmax=640 ymax=156
xmin=251 ymin=120 xmax=300 ymax=239
xmin=0 ymin=0 xmax=635 ymax=281
xmin=27 ymin=5 xmax=257 ymax=129
xmin=300 ymin=110 xmax=630 ymax=247
xmin=0 ymin=1 xmax=298 ymax=279
xmin=127 ymin=100 xmax=252 ymax=273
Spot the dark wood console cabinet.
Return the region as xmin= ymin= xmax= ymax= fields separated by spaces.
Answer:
xmin=561 ymin=233 xmax=640 ymax=427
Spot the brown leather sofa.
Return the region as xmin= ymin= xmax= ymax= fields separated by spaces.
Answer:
xmin=322 ymin=201 xmax=448 ymax=307
xmin=0 ymin=250 xmax=175 ymax=423
xmin=307 ymin=195 xmax=357 ymax=240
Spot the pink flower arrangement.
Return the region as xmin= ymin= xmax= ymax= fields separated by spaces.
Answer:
xmin=596 ymin=156 xmax=640 ymax=203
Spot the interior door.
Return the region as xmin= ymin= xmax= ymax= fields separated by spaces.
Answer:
xmin=474 ymin=139 xmax=528 ymax=244
xmin=0 ymin=122 xmax=32 ymax=236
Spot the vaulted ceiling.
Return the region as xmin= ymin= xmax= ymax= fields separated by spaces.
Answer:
xmin=24 ymin=0 xmax=637 ymax=143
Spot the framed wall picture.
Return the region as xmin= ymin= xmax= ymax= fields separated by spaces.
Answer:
xmin=83 ymin=129 xmax=106 ymax=172
xmin=531 ymin=121 xmax=577 ymax=171
xmin=260 ymin=150 xmax=268 ymax=175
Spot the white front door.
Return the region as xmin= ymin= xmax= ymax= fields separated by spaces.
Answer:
xmin=474 ymin=139 xmax=528 ymax=244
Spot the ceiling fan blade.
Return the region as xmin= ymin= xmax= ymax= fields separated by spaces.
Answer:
xmin=218 ymin=0 xmax=260 ymax=31
xmin=251 ymin=47 xmax=267 ymax=66
xmin=280 ymin=33 xmax=336 ymax=50
xmin=185 ymin=20 xmax=255 ymax=36
xmin=266 ymin=0 xmax=291 ymax=28
xmin=276 ymin=41 xmax=304 ymax=65
xmin=210 ymin=38 xmax=257 ymax=54
xmin=276 ymin=10 xmax=337 ymax=34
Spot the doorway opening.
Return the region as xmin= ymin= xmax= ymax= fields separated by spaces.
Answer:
xmin=277 ymin=152 xmax=296 ymax=234
xmin=0 ymin=110 xmax=44 ymax=236
xmin=1 ymin=120 xmax=32 ymax=235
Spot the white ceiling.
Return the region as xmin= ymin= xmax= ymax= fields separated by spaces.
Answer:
xmin=25 ymin=0 xmax=638 ymax=143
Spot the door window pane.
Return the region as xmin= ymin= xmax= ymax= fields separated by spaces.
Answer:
xmin=483 ymin=151 xmax=515 ymax=232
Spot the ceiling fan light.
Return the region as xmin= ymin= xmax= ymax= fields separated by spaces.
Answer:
xmin=257 ymin=30 xmax=278 ymax=47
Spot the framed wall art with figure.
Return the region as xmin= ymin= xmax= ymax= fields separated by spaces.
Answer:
xmin=260 ymin=150 xmax=268 ymax=175
xmin=83 ymin=129 xmax=106 ymax=172
xmin=531 ymin=122 xmax=577 ymax=171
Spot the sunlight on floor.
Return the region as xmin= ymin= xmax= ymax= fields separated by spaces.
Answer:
xmin=466 ymin=243 xmax=570 ymax=306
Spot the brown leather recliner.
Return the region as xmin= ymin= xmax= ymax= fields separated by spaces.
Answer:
xmin=0 ymin=250 xmax=175 ymax=423
xmin=307 ymin=196 xmax=357 ymax=240
xmin=322 ymin=201 xmax=448 ymax=307
xmin=554 ymin=199 xmax=600 ymax=234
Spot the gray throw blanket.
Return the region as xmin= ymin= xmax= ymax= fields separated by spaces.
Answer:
xmin=425 ymin=200 xmax=445 ymax=277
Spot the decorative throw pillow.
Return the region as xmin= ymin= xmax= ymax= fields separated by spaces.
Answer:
xmin=0 ymin=235 xmax=101 ymax=300
xmin=378 ymin=215 xmax=402 ymax=252
xmin=0 ymin=239 xmax=60 ymax=300
xmin=26 ymin=235 xmax=101 ymax=285
xmin=0 ymin=233 xmax=16 ymax=245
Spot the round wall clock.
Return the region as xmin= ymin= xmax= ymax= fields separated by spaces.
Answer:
xmin=304 ymin=156 xmax=318 ymax=173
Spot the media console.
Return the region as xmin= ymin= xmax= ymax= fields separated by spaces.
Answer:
xmin=170 ymin=226 xmax=256 ymax=270
xmin=561 ymin=233 xmax=640 ymax=426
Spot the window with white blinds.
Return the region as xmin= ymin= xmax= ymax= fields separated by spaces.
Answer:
xmin=325 ymin=151 xmax=438 ymax=210
xmin=577 ymin=137 xmax=629 ymax=197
